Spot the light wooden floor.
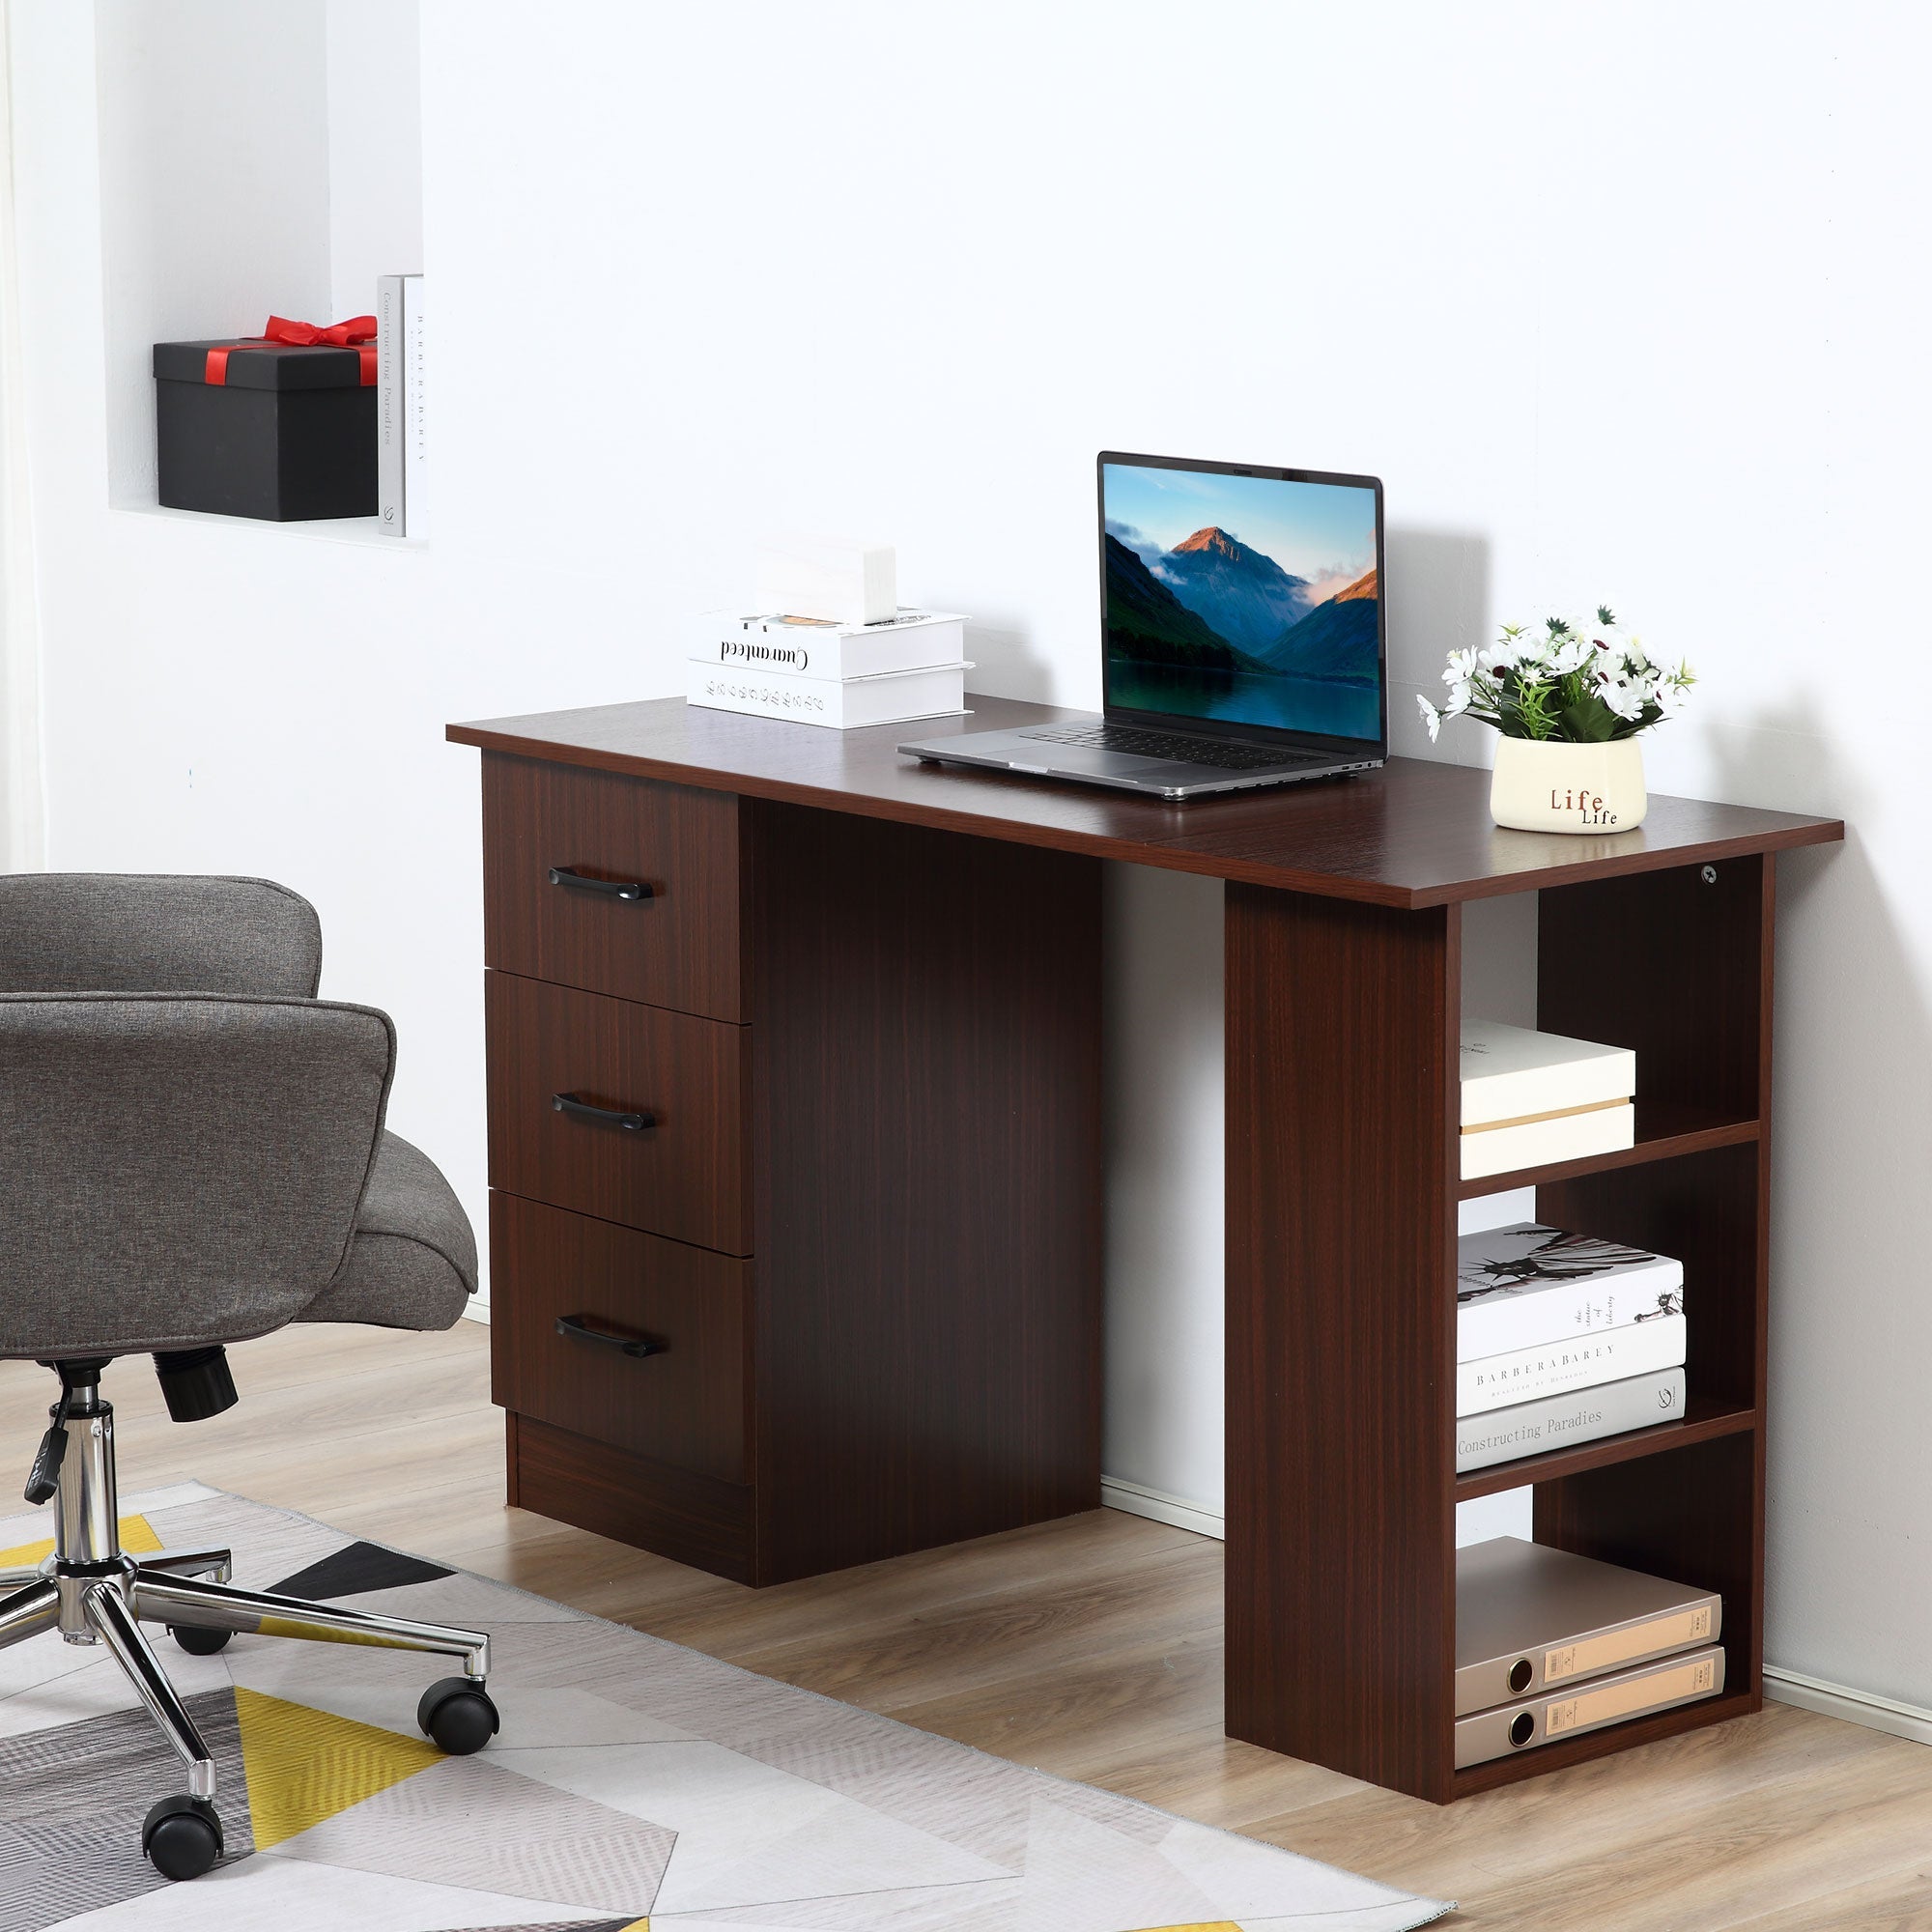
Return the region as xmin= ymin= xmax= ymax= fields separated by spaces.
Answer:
xmin=6 ymin=1322 xmax=1929 ymax=1930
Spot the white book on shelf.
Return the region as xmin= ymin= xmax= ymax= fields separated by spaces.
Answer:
xmin=1462 ymin=1018 xmax=1634 ymax=1179
xmin=1456 ymin=1366 xmax=1686 ymax=1474
xmin=376 ymin=274 xmax=407 ymax=536
xmin=1458 ymin=1223 xmax=1684 ymax=1361
xmin=402 ymin=273 xmax=428 ymax=540
xmin=686 ymin=657 xmax=972 ymax=730
xmin=1458 ymin=1312 xmax=1687 ymax=1417
xmin=692 ymin=609 xmax=966 ymax=681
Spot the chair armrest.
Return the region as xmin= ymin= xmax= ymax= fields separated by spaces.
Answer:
xmin=0 ymin=991 xmax=394 ymax=1357
xmin=0 ymin=874 xmax=323 ymax=995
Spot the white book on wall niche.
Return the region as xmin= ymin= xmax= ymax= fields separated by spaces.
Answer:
xmin=376 ymin=275 xmax=407 ymax=536
xmin=402 ymin=274 xmax=428 ymax=540
xmin=377 ymin=272 xmax=426 ymax=538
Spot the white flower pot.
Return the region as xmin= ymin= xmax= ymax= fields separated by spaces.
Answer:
xmin=1490 ymin=735 xmax=1648 ymax=834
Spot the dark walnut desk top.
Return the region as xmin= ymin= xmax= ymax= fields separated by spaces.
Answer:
xmin=448 ymin=695 xmax=1844 ymax=909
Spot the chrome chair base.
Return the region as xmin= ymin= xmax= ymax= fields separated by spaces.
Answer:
xmin=1 ymin=1382 xmax=497 ymax=1881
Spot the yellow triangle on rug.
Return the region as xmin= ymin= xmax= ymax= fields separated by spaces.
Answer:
xmin=236 ymin=1686 xmax=441 ymax=1848
xmin=0 ymin=1512 xmax=161 ymax=1570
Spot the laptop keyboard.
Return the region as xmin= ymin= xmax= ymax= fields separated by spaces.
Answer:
xmin=1023 ymin=724 xmax=1316 ymax=772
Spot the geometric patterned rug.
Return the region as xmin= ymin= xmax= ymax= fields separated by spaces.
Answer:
xmin=0 ymin=1486 xmax=1451 ymax=1931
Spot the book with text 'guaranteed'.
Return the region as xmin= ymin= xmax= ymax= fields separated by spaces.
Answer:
xmin=1458 ymin=1222 xmax=1684 ymax=1362
xmin=1461 ymin=1018 xmax=1634 ymax=1179
xmin=1455 ymin=1366 xmax=1686 ymax=1474
xmin=693 ymin=609 xmax=966 ymax=681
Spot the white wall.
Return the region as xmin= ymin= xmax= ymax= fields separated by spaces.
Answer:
xmin=9 ymin=1 xmax=1924 ymax=1708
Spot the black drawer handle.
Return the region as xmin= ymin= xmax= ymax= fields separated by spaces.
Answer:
xmin=555 ymin=1312 xmax=666 ymax=1360
xmin=552 ymin=1092 xmax=655 ymax=1132
xmin=549 ymin=866 xmax=653 ymax=902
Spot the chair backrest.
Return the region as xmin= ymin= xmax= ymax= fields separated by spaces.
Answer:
xmin=0 ymin=874 xmax=323 ymax=996
xmin=0 ymin=874 xmax=391 ymax=1358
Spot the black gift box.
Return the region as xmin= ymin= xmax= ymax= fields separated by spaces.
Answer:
xmin=153 ymin=337 xmax=377 ymax=522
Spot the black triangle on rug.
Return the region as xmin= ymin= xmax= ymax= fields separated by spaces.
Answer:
xmin=270 ymin=1540 xmax=454 ymax=1600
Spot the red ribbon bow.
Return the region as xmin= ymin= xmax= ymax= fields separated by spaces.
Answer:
xmin=204 ymin=315 xmax=379 ymax=386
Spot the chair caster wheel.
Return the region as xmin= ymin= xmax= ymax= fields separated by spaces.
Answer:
xmin=169 ymin=1623 xmax=232 ymax=1656
xmin=418 ymin=1676 xmax=499 ymax=1755
xmin=142 ymin=1794 xmax=223 ymax=1881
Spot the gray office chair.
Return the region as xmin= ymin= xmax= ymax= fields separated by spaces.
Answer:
xmin=0 ymin=874 xmax=497 ymax=1882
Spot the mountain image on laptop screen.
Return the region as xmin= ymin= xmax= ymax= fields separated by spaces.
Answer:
xmin=1101 ymin=461 xmax=1381 ymax=742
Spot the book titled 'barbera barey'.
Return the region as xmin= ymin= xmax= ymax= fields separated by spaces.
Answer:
xmin=1461 ymin=1019 xmax=1634 ymax=1179
xmin=1456 ymin=1366 xmax=1685 ymax=1473
xmin=1457 ymin=1223 xmax=1684 ymax=1361
xmin=1459 ymin=1313 xmax=1686 ymax=1416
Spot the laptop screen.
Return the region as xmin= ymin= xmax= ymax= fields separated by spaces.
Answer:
xmin=1099 ymin=454 xmax=1385 ymax=749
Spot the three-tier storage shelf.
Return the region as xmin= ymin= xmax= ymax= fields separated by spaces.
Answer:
xmin=1227 ymin=848 xmax=1805 ymax=1801
xmin=448 ymin=694 xmax=1843 ymax=1804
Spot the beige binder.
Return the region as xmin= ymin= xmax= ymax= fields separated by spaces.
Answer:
xmin=1455 ymin=1644 xmax=1724 ymax=1767
xmin=1457 ymin=1536 xmax=1720 ymax=1717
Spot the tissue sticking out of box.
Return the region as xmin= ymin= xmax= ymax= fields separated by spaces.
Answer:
xmin=755 ymin=535 xmax=896 ymax=629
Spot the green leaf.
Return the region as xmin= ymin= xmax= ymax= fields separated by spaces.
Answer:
xmin=1559 ymin=694 xmax=1619 ymax=743
xmin=1607 ymin=701 xmax=1664 ymax=742
xmin=1597 ymin=604 xmax=1618 ymax=627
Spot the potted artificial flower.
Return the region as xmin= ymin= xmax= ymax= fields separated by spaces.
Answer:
xmin=1417 ymin=608 xmax=1694 ymax=833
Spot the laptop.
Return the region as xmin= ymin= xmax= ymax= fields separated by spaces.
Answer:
xmin=900 ymin=450 xmax=1387 ymax=800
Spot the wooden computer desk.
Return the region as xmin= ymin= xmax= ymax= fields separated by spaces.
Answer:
xmin=447 ymin=694 xmax=1842 ymax=1803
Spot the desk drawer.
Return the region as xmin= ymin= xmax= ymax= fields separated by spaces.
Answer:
xmin=486 ymin=971 xmax=751 ymax=1254
xmin=483 ymin=753 xmax=743 ymax=1020
xmin=491 ymin=1195 xmax=749 ymax=1485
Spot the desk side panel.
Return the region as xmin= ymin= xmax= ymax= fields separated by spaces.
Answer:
xmin=1225 ymin=886 xmax=1459 ymax=1800
xmin=748 ymin=801 xmax=1103 ymax=1583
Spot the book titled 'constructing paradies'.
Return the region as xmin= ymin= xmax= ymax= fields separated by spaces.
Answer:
xmin=1456 ymin=1366 xmax=1685 ymax=1473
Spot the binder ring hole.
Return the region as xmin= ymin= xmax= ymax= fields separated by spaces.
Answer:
xmin=1508 ymin=1711 xmax=1535 ymax=1747
xmin=1508 ymin=1658 xmax=1532 ymax=1694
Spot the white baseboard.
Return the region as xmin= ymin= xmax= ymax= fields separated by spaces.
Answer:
xmin=1100 ymin=1475 xmax=1225 ymax=1541
xmin=460 ymin=1298 xmax=491 ymax=1325
xmin=1765 ymin=1665 xmax=1932 ymax=1748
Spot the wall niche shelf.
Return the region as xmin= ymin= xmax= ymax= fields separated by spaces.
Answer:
xmin=95 ymin=0 xmax=424 ymax=536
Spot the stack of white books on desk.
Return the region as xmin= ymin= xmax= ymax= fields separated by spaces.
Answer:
xmin=1455 ymin=1222 xmax=1687 ymax=1473
xmin=687 ymin=608 xmax=971 ymax=729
